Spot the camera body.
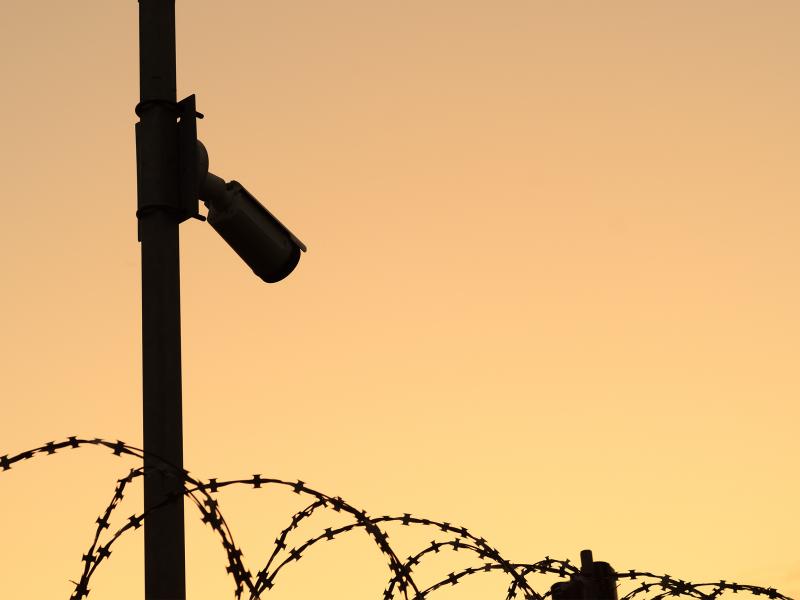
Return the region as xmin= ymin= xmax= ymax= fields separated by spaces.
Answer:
xmin=197 ymin=142 xmax=306 ymax=283
xmin=204 ymin=176 xmax=306 ymax=283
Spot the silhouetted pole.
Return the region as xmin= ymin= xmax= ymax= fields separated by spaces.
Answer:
xmin=136 ymin=1 xmax=186 ymax=599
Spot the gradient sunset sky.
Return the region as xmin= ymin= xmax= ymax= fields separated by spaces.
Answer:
xmin=1 ymin=1 xmax=798 ymax=598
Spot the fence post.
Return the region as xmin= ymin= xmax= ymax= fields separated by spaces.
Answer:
xmin=551 ymin=549 xmax=618 ymax=600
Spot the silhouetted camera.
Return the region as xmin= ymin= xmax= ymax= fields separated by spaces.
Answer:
xmin=197 ymin=143 xmax=306 ymax=283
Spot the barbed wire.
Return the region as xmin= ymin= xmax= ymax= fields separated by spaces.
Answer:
xmin=0 ymin=437 xmax=793 ymax=600
xmin=615 ymin=571 xmax=789 ymax=600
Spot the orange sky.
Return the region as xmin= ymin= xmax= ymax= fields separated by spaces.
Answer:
xmin=1 ymin=1 xmax=798 ymax=598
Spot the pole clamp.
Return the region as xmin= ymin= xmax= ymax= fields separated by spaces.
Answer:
xmin=135 ymin=95 xmax=206 ymax=229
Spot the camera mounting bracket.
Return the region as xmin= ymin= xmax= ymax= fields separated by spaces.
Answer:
xmin=135 ymin=94 xmax=205 ymax=240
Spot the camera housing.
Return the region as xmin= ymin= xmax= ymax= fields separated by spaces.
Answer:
xmin=197 ymin=142 xmax=306 ymax=283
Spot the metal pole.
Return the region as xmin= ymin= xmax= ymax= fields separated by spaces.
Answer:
xmin=137 ymin=1 xmax=186 ymax=599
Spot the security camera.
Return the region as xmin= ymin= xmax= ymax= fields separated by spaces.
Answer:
xmin=196 ymin=142 xmax=307 ymax=283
